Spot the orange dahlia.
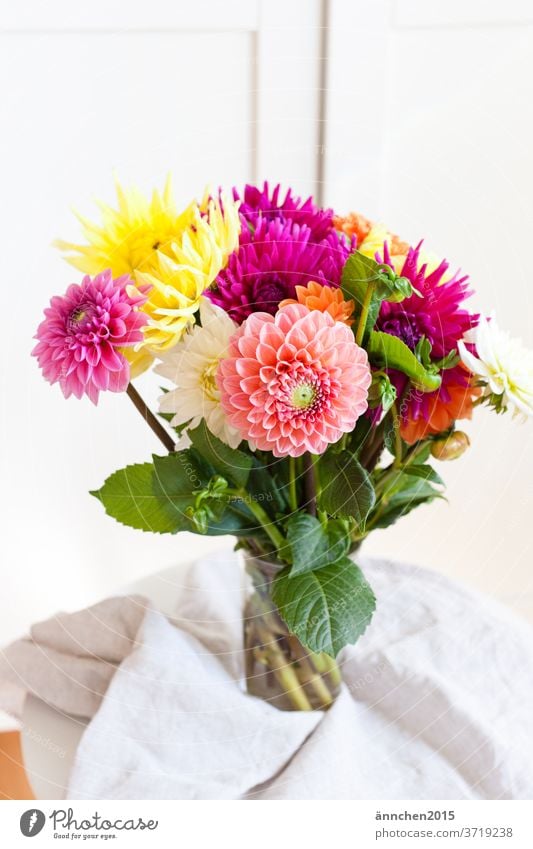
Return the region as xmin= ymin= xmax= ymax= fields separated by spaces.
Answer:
xmin=334 ymin=212 xmax=409 ymax=269
xmin=400 ymin=370 xmax=479 ymax=444
xmin=279 ymin=281 xmax=354 ymax=325
xmin=333 ymin=211 xmax=373 ymax=244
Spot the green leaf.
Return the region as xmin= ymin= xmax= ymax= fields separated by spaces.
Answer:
xmin=92 ymin=452 xmax=260 ymax=537
xmin=284 ymin=515 xmax=353 ymax=576
xmin=370 ymin=475 xmax=442 ymax=530
xmin=90 ymin=462 xmax=181 ymax=534
xmin=378 ymin=274 xmax=413 ymax=303
xmin=367 ymin=331 xmax=442 ymax=392
xmin=152 ymin=452 xmax=255 ymax=536
xmin=341 ymin=251 xmax=381 ymax=339
xmin=285 ymin=514 xmax=328 ymax=575
xmin=319 ymin=451 xmax=375 ymax=527
xmin=248 ymin=461 xmax=287 ymax=516
xmin=349 ymin=414 xmax=373 ymax=453
xmin=341 ymin=251 xmax=379 ymax=299
xmin=188 ymin=421 xmax=251 ymax=488
xmin=434 ymin=349 xmax=460 ymax=371
xmin=325 ymin=519 xmax=352 ymax=562
xmin=272 ymin=558 xmax=376 ymax=657
xmin=403 ymin=463 xmax=444 ymax=486
xmin=368 ymin=372 xmax=397 ymax=413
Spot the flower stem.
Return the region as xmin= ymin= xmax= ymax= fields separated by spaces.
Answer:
xmin=232 ymin=489 xmax=286 ymax=550
xmin=251 ymin=624 xmax=314 ymax=711
xmin=302 ymin=453 xmax=317 ymax=517
xmin=390 ymin=402 xmax=403 ymax=468
xmin=288 ymin=456 xmax=298 ymax=512
xmin=355 ymin=280 xmax=375 ymax=347
xmin=126 ymin=383 xmax=176 ymax=453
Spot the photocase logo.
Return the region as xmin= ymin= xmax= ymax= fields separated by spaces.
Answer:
xmin=20 ymin=809 xmax=46 ymax=837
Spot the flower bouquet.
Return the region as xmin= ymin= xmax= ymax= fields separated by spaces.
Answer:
xmin=34 ymin=180 xmax=533 ymax=711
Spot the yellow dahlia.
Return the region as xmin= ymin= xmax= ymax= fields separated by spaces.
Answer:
xmin=56 ymin=177 xmax=241 ymax=375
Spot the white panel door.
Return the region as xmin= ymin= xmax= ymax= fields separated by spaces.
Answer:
xmin=324 ymin=0 xmax=533 ymax=619
xmin=0 ymin=0 xmax=324 ymax=644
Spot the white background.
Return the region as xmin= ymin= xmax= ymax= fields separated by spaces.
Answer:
xmin=1 ymin=0 xmax=532 ymax=648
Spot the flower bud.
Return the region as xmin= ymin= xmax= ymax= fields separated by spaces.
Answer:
xmin=430 ymin=431 xmax=470 ymax=461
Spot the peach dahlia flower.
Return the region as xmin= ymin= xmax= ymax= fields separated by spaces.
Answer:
xmin=217 ymin=304 xmax=371 ymax=457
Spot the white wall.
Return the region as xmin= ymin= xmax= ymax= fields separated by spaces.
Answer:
xmin=0 ymin=0 xmax=323 ymax=644
xmin=325 ymin=0 xmax=533 ymax=620
xmin=1 ymin=0 xmax=531 ymax=647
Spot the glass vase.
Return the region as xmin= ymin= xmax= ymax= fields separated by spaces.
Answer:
xmin=242 ymin=551 xmax=342 ymax=711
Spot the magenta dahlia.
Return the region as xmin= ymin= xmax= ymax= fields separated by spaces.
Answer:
xmin=376 ymin=242 xmax=479 ymax=442
xmin=234 ymin=182 xmax=334 ymax=240
xmin=32 ymin=270 xmax=148 ymax=404
xmin=377 ymin=241 xmax=477 ymax=359
xmin=218 ymin=303 xmax=371 ymax=457
xmin=206 ymin=217 xmax=349 ymax=323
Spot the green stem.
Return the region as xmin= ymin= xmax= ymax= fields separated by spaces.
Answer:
xmin=287 ymin=637 xmax=334 ymax=708
xmin=302 ymin=453 xmax=317 ymax=517
xmin=230 ymin=489 xmax=286 ymax=550
xmin=355 ymin=280 xmax=375 ymax=347
xmin=390 ymin=402 xmax=403 ymax=468
xmin=250 ymin=623 xmax=314 ymax=711
xmin=311 ymin=454 xmax=322 ymax=502
xmin=288 ymin=456 xmax=298 ymax=512
xmin=312 ymin=652 xmax=343 ymax=688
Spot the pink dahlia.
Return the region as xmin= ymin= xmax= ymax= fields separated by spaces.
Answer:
xmin=217 ymin=304 xmax=371 ymax=457
xmin=32 ymin=270 xmax=148 ymax=404
xmin=206 ymin=217 xmax=349 ymax=323
xmin=234 ymin=182 xmax=335 ymax=240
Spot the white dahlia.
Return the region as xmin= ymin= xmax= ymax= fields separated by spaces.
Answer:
xmin=459 ymin=315 xmax=533 ymax=419
xmin=155 ymin=299 xmax=242 ymax=447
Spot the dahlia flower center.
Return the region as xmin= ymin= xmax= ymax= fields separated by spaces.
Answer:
xmin=200 ymin=361 xmax=220 ymax=402
xmin=291 ymin=382 xmax=316 ymax=410
xmin=251 ymin=274 xmax=290 ymax=315
xmin=68 ymin=303 xmax=95 ymax=329
xmin=274 ymin=367 xmax=331 ymax=423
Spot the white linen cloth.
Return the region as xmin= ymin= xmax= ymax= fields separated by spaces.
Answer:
xmin=1 ymin=551 xmax=533 ymax=799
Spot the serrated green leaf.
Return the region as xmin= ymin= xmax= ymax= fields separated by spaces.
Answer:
xmin=319 ymin=451 xmax=375 ymax=527
xmin=188 ymin=421 xmax=251 ymax=488
xmin=367 ymin=331 xmax=442 ymax=392
xmin=272 ymin=558 xmax=376 ymax=657
xmin=403 ymin=463 xmax=444 ymax=486
xmin=325 ymin=519 xmax=352 ymax=562
xmin=284 ymin=515 xmax=353 ymax=577
xmin=152 ymin=452 xmax=255 ymax=536
xmin=285 ymin=514 xmax=328 ymax=575
xmin=90 ymin=462 xmax=181 ymax=534
xmin=370 ymin=475 xmax=442 ymax=530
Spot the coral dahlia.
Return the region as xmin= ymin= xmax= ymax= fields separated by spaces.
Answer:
xmin=207 ymin=218 xmax=349 ymax=323
xmin=32 ymin=270 xmax=147 ymax=404
xmin=217 ymin=304 xmax=371 ymax=457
